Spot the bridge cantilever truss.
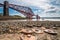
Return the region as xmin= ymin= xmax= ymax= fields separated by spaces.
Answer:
xmin=0 ymin=1 xmax=35 ymax=19
xmin=9 ymin=4 xmax=35 ymax=18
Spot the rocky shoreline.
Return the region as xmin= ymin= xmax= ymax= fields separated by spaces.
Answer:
xmin=0 ymin=20 xmax=60 ymax=40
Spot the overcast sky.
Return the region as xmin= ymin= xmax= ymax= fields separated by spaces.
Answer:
xmin=0 ymin=0 xmax=60 ymax=17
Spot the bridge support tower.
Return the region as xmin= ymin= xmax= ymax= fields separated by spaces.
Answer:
xmin=3 ymin=1 xmax=9 ymax=16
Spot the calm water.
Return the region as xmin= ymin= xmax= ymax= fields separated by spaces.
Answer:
xmin=17 ymin=19 xmax=60 ymax=21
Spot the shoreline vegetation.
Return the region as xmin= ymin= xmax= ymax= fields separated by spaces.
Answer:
xmin=0 ymin=13 xmax=60 ymax=19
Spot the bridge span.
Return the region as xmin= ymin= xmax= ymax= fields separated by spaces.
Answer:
xmin=0 ymin=1 xmax=36 ymax=19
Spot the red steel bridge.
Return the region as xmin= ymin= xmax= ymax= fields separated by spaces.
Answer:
xmin=0 ymin=1 xmax=40 ymax=19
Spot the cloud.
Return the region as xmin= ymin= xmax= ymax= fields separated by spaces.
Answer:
xmin=7 ymin=0 xmax=51 ymax=10
xmin=0 ymin=0 xmax=60 ymax=17
xmin=39 ymin=12 xmax=60 ymax=17
xmin=46 ymin=10 xmax=57 ymax=13
xmin=48 ymin=0 xmax=60 ymax=7
xmin=45 ymin=7 xmax=57 ymax=13
xmin=0 ymin=0 xmax=5 ymax=3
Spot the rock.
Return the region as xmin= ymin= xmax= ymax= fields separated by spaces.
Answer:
xmin=44 ymin=29 xmax=57 ymax=35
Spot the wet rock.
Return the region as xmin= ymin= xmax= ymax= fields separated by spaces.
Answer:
xmin=44 ymin=29 xmax=57 ymax=35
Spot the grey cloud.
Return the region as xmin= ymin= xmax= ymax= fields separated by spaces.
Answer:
xmin=49 ymin=0 xmax=60 ymax=6
xmin=46 ymin=10 xmax=57 ymax=13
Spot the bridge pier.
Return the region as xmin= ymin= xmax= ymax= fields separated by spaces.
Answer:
xmin=0 ymin=1 xmax=34 ymax=20
xmin=3 ymin=1 xmax=9 ymax=16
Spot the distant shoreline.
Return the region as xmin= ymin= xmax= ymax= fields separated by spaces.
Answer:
xmin=40 ymin=17 xmax=60 ymax=19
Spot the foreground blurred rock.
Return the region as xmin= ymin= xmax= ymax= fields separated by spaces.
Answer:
xmin=0 ymin=21 xmax=60 ymax=40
